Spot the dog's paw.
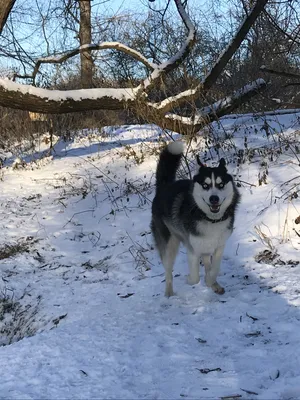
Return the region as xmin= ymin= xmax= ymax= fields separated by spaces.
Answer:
xmin=211 ymin=282 xmax=225 ymax=295
xmin=165 ymin=286 xmax=174 ymax=297
xmin=187 ymin=275 xmax=200 ymax=286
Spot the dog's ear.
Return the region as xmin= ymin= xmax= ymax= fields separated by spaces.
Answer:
xmin=219 ymin=158 xmax=227 ymax=170
xmin=196 ymin=155 xmax=205 ymax=168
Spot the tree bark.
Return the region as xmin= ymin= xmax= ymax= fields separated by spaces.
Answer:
xmin=0 ymin=83 xmax=135 ymax=113
xmin=0 ymin=0 xmax=15 ymax=35
xmin=79 ymin=0 xmax=93 ymax=88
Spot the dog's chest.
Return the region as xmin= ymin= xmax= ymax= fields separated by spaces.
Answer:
xmin=189 ymin=219 xmax=231 ymax=255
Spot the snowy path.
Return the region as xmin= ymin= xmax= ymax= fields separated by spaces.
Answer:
xmin=0 ymin=121 xmax=299 ymax=399
xmin=1 ymin=253 xmax=300 ymax=399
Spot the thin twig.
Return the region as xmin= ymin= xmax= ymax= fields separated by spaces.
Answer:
xmin=63 ymin=209 xmax=95 ymax=228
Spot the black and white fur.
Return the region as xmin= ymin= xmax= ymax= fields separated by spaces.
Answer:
xmin=151 ymin=141 xmax=240 ymax=297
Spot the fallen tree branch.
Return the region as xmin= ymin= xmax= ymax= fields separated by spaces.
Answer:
xmin=260 ymin=66 xmax=300 ymax=80
xmin=0 ymin=77 xmax=266 ymax=135
xmin=194 ymin=79 xmax=267 ymax=121
xmin=157 ymin=78 xmax=267 ymax=134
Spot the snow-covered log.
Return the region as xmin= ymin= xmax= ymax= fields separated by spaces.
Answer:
xmin=0 ymin=80 xmax=137 ymax=112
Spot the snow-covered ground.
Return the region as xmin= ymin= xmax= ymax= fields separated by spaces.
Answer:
xmin=0 ymin=111 xmax=299 ymax=399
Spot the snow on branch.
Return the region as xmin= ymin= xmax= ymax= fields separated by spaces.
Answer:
xmin=194 ymin=78 xmax=267 ymax=121
xmin=162 ymin=79 xmax=267 ymax=133
xmin=138 ymin=0 xmax=196 ymax=93
xmin=14 ymin=42 xmax=158 ymax=84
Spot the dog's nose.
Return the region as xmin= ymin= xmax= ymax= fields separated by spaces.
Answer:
xmin=209 ymin=195 xmax=219 ymax=204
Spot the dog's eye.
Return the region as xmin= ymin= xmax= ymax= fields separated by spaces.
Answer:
xmin=218 ymin=183 xmax=224 ymax=189
xmin=202 ymin=183 xmax=209 ymax=189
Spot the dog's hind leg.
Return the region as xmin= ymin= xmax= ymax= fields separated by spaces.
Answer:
xmin=162 ymin=235 xmax=180 ymax=297
xmin=151 ymin=218 xmax=179 ymax=296
xmin=203 ymin=246 xmax=225 ymax=295
xmin=187 ymin=249 xmax=201 ymax=285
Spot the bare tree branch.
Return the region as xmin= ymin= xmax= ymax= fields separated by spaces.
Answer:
xmin=264 ymin=9 xmax=300 ymax=47
xmin=154 ymin=0 xmax=270 ymax=113
xmin=14 ymin=42 xmax=158 ymax=84
xmin=15 ymin=0 xmax=193 ymax=90
xmin=260 ymin=65 xmax=300 ymax=79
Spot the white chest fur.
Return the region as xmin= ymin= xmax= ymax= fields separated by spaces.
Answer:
xmin=188 ymin=219 xmax=231 ymax=256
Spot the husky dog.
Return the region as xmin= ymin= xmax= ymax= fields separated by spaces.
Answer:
xmin=151 ymin=141 xmax=240 ymax=297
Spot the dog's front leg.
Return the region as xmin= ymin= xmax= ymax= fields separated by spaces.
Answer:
xmin=204 ymin=246 xmax=225 ymax=294
xmin=187 ymin=249 xmax=201 ymax=285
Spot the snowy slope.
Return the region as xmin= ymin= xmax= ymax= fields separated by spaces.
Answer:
xmin=0 ymin=113 xmax=299 ymax=399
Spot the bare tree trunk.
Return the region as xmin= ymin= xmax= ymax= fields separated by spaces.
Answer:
xmin=0 ymin=0 xmax=15 ymax=35
xmin=79 ymin=0 xmax=93 ymax=88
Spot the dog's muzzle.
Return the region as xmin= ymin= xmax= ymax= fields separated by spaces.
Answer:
xmin=209 ymin=195 xmax=220 ymax=213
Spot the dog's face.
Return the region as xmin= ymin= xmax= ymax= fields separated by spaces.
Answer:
xmin=193 ymin=158 xmax=234 ymax=219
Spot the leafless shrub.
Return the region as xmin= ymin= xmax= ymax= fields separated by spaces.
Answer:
xmin=0 ymin=107 xmax=36 ymax=152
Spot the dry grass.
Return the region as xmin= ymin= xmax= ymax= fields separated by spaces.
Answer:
xmin=0 ymin=290 xmax=42 ymax=346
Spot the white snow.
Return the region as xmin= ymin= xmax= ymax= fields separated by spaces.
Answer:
xmin=140 ymin=0 xmax=196 ymax=91
xmin=38 ymin=42 xmax=158 ymax=71
xmin=0 ymin=78 xmax=138 ymax=102
xmin=0 ymin=113 xmax=299 ymax=399
xmin=193 ymin=79 xmax=266 ymax=121
xmin=152 ymin=87 xmax=197 ymax=111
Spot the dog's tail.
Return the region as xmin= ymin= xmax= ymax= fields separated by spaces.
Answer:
xmin=155 ymin=141 xmax=184 ymax=191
